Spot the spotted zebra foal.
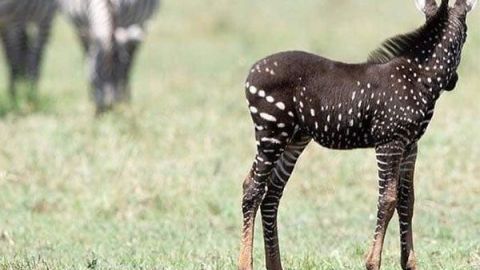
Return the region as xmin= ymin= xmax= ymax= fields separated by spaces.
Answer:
xmin=238 ymin=1 xmax=476 ymax=269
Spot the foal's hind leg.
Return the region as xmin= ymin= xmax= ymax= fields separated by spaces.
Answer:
xmin=239 ymin=128 xmax=290 ymax=270
xmin=239 ymin=84 xmax=297 ymax=270
xmin=397 ymin=144 xmax=418 ymax=270
xmin=366 ymin=141 xmax=404 ymax=270
xmin=261 ymin=131 xmax=311 ymax=270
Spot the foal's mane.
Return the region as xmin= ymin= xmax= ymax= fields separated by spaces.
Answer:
xmin=367 ymin=0 xmax=449 ymax=64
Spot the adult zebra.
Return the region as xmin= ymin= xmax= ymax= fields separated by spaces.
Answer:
xmin=59 ymin=0 xmax=160 ymax=113
xmin=0 ymin=0 xmax=57 ymax=100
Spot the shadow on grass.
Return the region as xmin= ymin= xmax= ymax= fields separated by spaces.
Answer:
xmin=0 ymin=94 xmax=57 ymax=118
xmin=93 ymin=103 xmax=144 ymax=135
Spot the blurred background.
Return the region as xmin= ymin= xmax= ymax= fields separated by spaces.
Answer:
xmin=0 ymin=0 xmax=479 ymax=269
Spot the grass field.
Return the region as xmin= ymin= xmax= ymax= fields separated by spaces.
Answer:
xmin=0 ymin=0 xmax=479 ymax=269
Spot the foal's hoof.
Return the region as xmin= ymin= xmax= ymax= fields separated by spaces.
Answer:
xmin=402 ymin=253 xmax=417 ymax=270
xmin=403 ymin=263 xmax=417 ymax=270
xmin=237 ymin=260 xmax=252 ymax=270
xmin=365 ymin=263 xmax=380 ymax=270
xmin=365 ymin=256 xmax=380 ymax=270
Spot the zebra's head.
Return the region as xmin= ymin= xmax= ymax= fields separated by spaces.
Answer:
xmin=415 ymin=0 xmax=477 ymax=30
xmin=413 ymin=0 xmax=476 ymax=92
xmin=416 ymin=0 xmax=477 ymax=15
xmin=89 ymin=42 xmax=120 ymax=114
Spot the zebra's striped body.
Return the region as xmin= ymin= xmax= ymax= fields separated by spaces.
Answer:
xmin=113 ymin=0 xmax=159 ymax=27
xmin=0 ymin=0 xmax=56 ymax=24
xmin=0 ymin=0 xmax=57 ymax=99
xmin=238 ymin=1 xmax=476 ymax=270
xmin=59 ymin=0 xmax=159 ymax=112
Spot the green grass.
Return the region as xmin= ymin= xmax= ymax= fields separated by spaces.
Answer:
xmin=0 ymin=0 xmax=479 ymax=269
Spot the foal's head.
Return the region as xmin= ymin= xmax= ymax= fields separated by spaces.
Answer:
xmin=370 ymin=0 xmax=477 ymax=96
xmin=415 ymin=0 xmax=476 ymax=91
xmin=417 ymin=0 xmax=477 ymax=19
xmin=415 ymin=0 xmax=477 ymax=56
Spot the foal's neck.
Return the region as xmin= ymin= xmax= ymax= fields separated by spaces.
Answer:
xmin=397 ymin=15 xmax=464 ymax=100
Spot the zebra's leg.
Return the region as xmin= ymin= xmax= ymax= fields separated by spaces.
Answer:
xmin=121 ymin=40 xmax=140 ymax=102
xmin=239 ymin=130 xmax=291 ymax=270
xmin=366 ymin=141 xmax=404 ymax=270
xmin=78 ymin=32 xmax=90 ymax=54
xmin=261 ymin=132 xmax=311 ymax=270
xmin=70 ymin=24 xmax=90 ymax=54
xmin=397 ymin=143 xmax=418 ymax=270
xmin=26 ymin=15 xmax=55 ymax=101
xmin=114 ymin=25 xmax=143 ymax=103
xmin=114 ymin=40 xmax=139 ymax=103
xmin=0 ymin=25 xmax=28 ymax=100
xmin=0 ymin=29 xmax=17 ymax=99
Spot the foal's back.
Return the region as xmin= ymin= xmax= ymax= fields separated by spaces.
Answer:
xmin=246 ymin=51 xmax=372 ymax=95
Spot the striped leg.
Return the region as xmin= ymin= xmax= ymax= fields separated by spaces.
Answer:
xmin=26 ymin=15 xmax=55 ymax=100
xmin=397 ymin=144 xmax=418 ymax=270
xmin=239 ymin=130 xmax=289 ymax=270
xmin=115 ymin=39 xmax=140 ymax=102
xmin=261 ymin=132 xmax=311 ymax=270
xmin=366 ymin=141 xmax=405 ymax=270
xmin=0 ymin=24 xmax=28 ymax=99
xmin=122 ymin=40 xmax=140 ymax=101
xmin=75 ymin=30 xmax=90 ymax=54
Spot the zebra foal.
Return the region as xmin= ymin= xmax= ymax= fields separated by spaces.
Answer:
xmin=58 ymin=0 xmax=159 ymax=113
xmin=238 ymin=1 xmax=476 ymax=270
xmin=0 ymin=0 xmax=57 ymax=100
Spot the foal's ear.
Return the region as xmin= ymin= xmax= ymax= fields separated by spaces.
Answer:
xmin=415 ymin=0 xmax=438 ymax=16
xmin=455 ymin=0 xmax=478 ymax=12
xmin=466 ymin=0 xmax=478 ymax=11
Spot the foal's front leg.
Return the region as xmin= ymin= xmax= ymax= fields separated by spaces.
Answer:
xmin=397 ymin=144 xmax=418 ymax=270
xmin=366 ymin=142 xmax=404 ymax=270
